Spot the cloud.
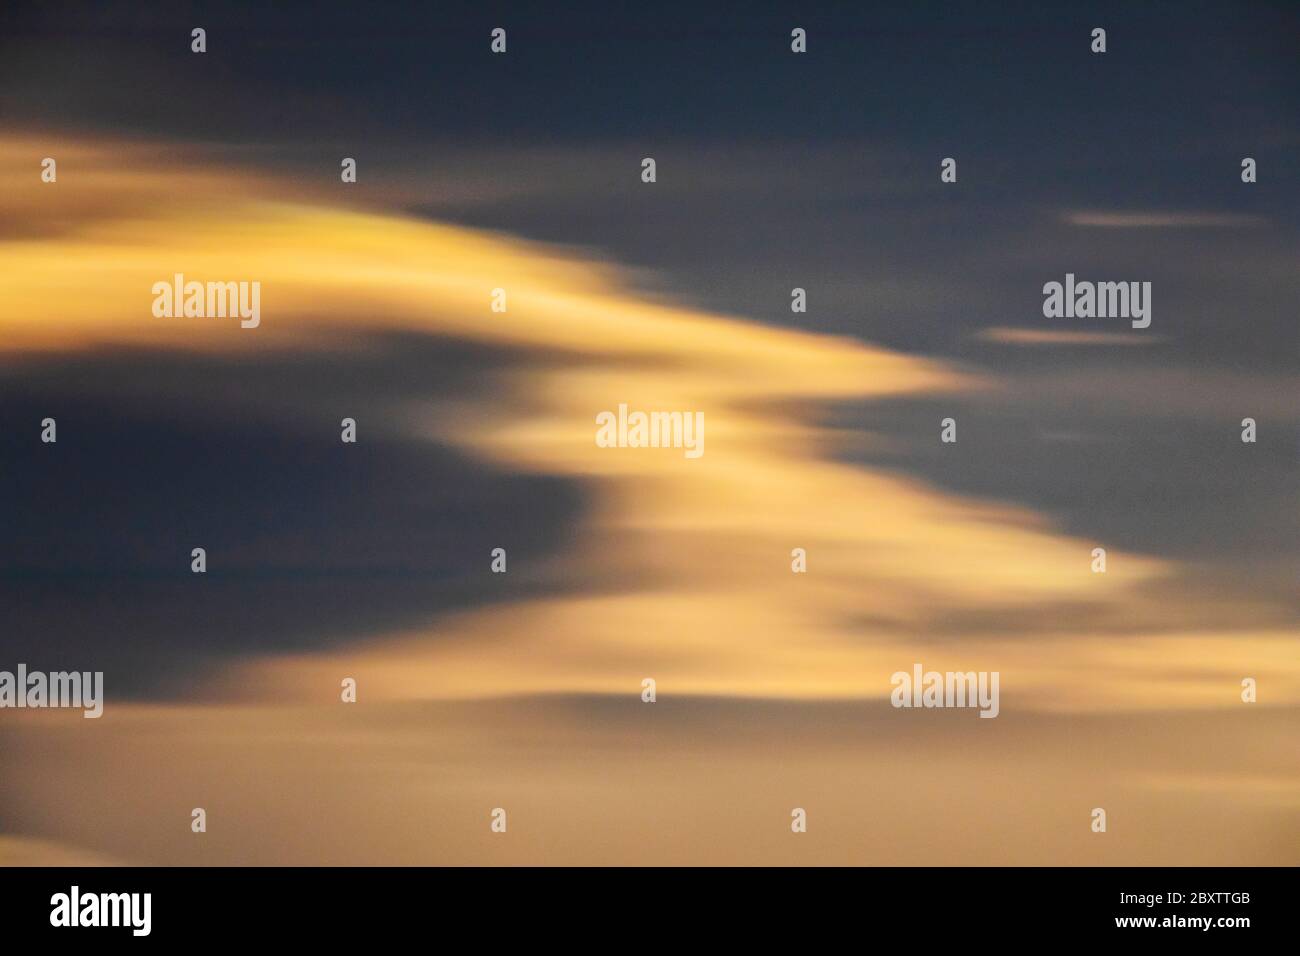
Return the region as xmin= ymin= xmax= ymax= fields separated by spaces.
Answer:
xmin=3 ymin=698 xmax=1298 ymax=864
xmin=1061 ymin=210 xmax=1267 ymax=228
xmin=976 ymin=326 xmax=1161 ymax=346
xmin=0 ymin=834 xmax=127 ymax=867
xmin=4 ymin=133 xmax=1292 ymax=713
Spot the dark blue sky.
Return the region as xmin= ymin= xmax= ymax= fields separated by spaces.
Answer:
xmin=4 ymin=1 xmax=1296 ymax=147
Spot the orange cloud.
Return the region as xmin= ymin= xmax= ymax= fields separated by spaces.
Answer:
xmin=3 ymin=134 xmax=1296 ymax=866
xmin=4 ymin=134 xmax=1291 ymax=711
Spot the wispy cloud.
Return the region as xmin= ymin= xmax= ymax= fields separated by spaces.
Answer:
xmin=1060 ymin=210 xmax=1266 ymax=228
xmin=976 ymin=326 xmax=1161 ymax=346
xmin=4 ymin=133 xmax=1296 ymax=867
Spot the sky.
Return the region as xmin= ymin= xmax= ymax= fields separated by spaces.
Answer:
xmin=0 ymin=0 xmax=1296 ymax=865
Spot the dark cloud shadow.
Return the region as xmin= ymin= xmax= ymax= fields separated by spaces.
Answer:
xmin=0 ymin=331 xmax=589 ymax=697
